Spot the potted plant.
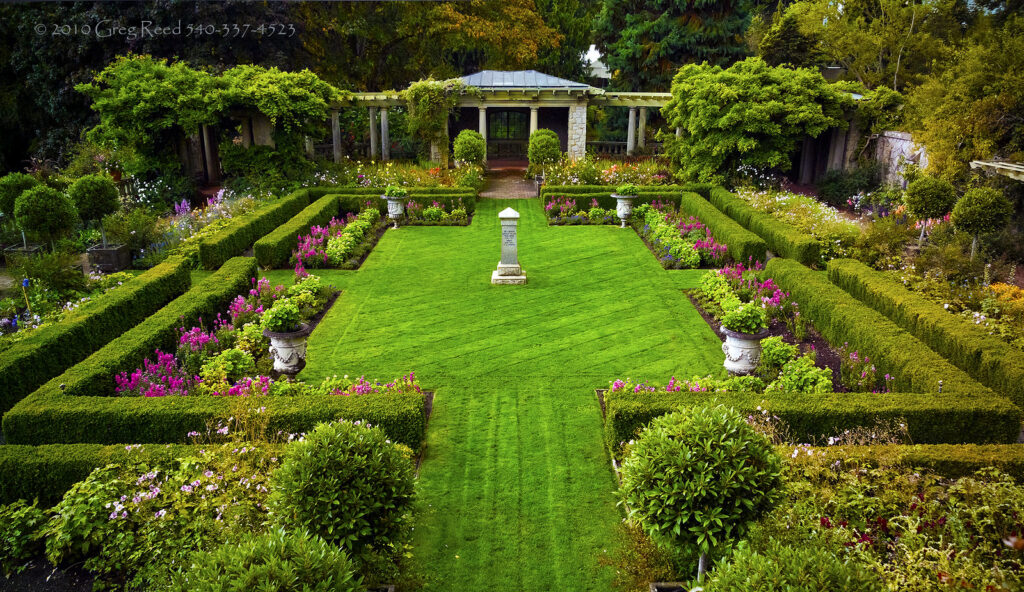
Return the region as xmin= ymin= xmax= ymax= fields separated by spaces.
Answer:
xmin=261 ymin=298 xmax=311 ymax=378
xmin=612 ymin=183 xmax=640 ymax=228
xmin=720 ymin=301 xmax=769 ymax=375
xmin=72 ymin=174 xmax=129 ymax=272
xmin=13 ymin=185 xmax=77 ymax=254
xmin=381 ymin=185 xmax=408 ymax=229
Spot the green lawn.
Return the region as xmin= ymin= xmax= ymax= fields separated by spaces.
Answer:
xmin=302 ymin=198 xmax=725 ymax=591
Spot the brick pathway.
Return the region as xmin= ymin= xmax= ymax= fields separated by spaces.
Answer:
xmin=479 ymin=170 xmax=538 ymax=199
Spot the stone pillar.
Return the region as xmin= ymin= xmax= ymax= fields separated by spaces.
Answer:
xmin=826 ymin=126 xmax=847 ymax=171
xmin=331 ymin=109 xmax=342 ymax=164
xmin=368 ymin=107 xmax=379 ymax=161
xmin=380 ymin=108 xmax=390 ymax=162
xmin=675 ymin=127 xmax=682 ymax=139
xmin=201 ymin=124 xmax=220 ymax=184
xmin=492 ymin=207 xmax=526 ymax=285
xmin=567 ymin=104 xmax=587 ymax=160
xmin=529 ymin=106 xmax=539 ymax=137
xmin=303 ymin=136 xmax=314 ymax=158
xmin=798 ymin=137 xmax=815 ymax=185
xmin=638 ymin=107 xmax=647 ymax=149
xmin=240 ymin=117 xmax=253 ymax=148
xmin=626 ymin=107 xmax=637 ymax=156
xmin=252 ymin=114 xmax=275 ymax=147
xmin=478 ymin=106 xmax=487 ymax=141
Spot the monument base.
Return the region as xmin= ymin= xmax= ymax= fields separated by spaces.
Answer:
xmin=495 ymin=261 xmax=522 ymax=276
xmin=491 ymin=269 xmax=527 ymax=285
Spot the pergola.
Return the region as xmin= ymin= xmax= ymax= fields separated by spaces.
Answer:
xmin=970 ymin=160 xmax=1024 ymax=182
xmin=326 ymin=70 xmax=673 ymax=163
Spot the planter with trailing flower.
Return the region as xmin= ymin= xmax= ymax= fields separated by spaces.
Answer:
xmin=261 ymin=298 xmax=311 ymax=378
xmin=612 ymin=183 xmax=639 ymax=228
xmin=720 ymin=301 xmax=769 ymax=375
xmin=381 ymin=185 xmax=408 ymax=229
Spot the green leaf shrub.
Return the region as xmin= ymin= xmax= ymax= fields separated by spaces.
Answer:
xmin=816 ymin=164 xmax=880 ymax=208
xmin=199 ymin=189 xmax=311 ymax=270
xmin=528 ymin=129 xmax=561 ymax=175
xmin=0 ymin=255 xmax=190 ymax=415
xmin=67 ymin=173 xmax=120 ymax=224
xmin=951 ymin=186 xmax=1013 ymax=238
xmin=721 ymin=302 xmax=768 ymax=334
xmin=254 ymin=194 xmax=340 ymax=269
xmin=616 ymin=183 xmax=640 ymax=197
xmin=706 ymin=541 xmax=886 ymax=591
xmin=269 ymin=420 xmax=416 ymax=556
xmin=383 ymin=185 xmax=408 ymax=198
xmin=199 ymin=348 xmax=257 ymax=388
xmin=453 ymin=129 xmax=486 ymax=166
xmin=0 ymin=500 xmax=48 ymax=577
xmin=171 ymin=528 xmax=360 ymax=592
xmin=0 ymin=173 xmax=39 ymax=221
xmin=620 ymin=406 xmax=783 ymax=563
xmin=102 ymin=207 xmax=160 ymax=252
xmin=261 ymin=298 xmax=302 ymax=333
xmin=14 ymin=185 xmax=78 ymax=242
xmin=827 ymin=258 xmax=1024 ymax=407
xmin=904 ymin=175 xmax=956 ymax=220
xmin=764 ymin=355 xmax=833 ymax=394
xmin=708 ymin=188 xmax=820 ymax=265
xmin=756 ymin=336 xmax=799 ymax=379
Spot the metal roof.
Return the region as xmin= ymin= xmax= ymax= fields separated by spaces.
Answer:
xmin=460 ymin=70 xmax=592 ymax=90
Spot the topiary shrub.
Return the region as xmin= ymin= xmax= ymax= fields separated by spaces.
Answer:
xmin=528 ymin=129 xmax=561 ymax=175
xmin=0 ymin=173 xmax=39 ymax=222
xmin=170 ymin=528 xmax=360 ymax=592
xmin=705 ymin=540 xmax=886 ymax=591
xmin=269 ymin=420 xmax=416 ymax=557
xmin=619 ymin=405 xmax=783 ymax=580
xmin=904 ymin=175 xmax=956 ymax=244
xmin=68 ymin=174 xmax=120 ymax=227
xmin=453 ymin=129 xmax=486 ymax=166
xmin=951 ymin=186 xmax=1013 ymax=259
xmin=14 ymin=185 xmax=79 ymax=245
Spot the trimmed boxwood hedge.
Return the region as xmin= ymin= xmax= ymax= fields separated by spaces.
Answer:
xmin=540 ymin=184 xmax=696 ymax=197
xmin=828 ymin=258 xmax=1024 ymax=407
xmin=676 ymin=192 xmax=768 ymax=263
xmin=0 ymin=256 xmax=191 ymax=415
xmin=254 ymin=194 xmax=340 ymax=269
xmin=199 ymin=190 xmax=313 ymax=269
xmin=603 ymin=390 xmax=1020 ymax=459
xmin=1 ymin=257 xmax=256 ymax=430
xmin=767 ymin=258 xmax=993 ymax=396
xmin=708 ymin=187 xmax=820 ymax=266
xmin=835 ymin=444 xmax=1024 ymax=480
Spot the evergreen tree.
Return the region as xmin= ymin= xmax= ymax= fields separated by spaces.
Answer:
xmin=759 ymin=11 xmax=819 ymax=67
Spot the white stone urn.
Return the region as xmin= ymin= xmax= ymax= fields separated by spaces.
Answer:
xmin=381 ymin=195 xmax=406 ymax=229
xmin=612 ymin=194 xmax=636 ymax=228
xmin=263 ymin=323 xmax=311 ymax=377
xmin=720 ymin=327 xmax=769 ymax=375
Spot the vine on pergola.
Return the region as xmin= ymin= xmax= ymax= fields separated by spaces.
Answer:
xmin=404 ymin=78 xmax=479 ymax=166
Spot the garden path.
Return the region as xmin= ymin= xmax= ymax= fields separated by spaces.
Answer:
xmin=302 ymin=199 xmax=724 ymax=591
xmin=479 ymin=170 xmax=538 ymax=199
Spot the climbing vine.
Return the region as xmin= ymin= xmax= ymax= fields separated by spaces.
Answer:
xmin=404 ymin=79 xmax=478 ymax=165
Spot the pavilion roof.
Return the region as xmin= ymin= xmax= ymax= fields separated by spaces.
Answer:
xmin=460 ymin=70 xmax=593 ymax=90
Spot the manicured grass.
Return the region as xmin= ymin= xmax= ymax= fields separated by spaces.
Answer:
xmin=302 ymin=199 xmax=725 ymax=590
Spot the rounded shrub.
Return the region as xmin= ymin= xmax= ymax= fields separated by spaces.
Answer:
xmin=528 ymin=129 xmax=561 ymax=171
xmin=951 ymin=186 xmax=1013 ymax=238
xmin=904 ymin=175 xmax=956 ymax=220
xmin=68 ymin=173 xmax=120 ymax=224
xmin=14 ymin=185 xmax=79 ymax=242
xmin=453 ymin=129 xmax=486 ymax=166
xmin=0 ymin=172 xmax=39 ymax=221
xmin=269 ymin=420 xmax=416 ymax=555
xmin=170 ymin=528 xmax=360 ymax=592
xmin=706 ymin=541 xmax=886 ymax=592
xmin=619 ymin=406 xmax=783 ymax=567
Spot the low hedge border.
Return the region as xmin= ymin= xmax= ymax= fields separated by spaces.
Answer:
xmin=0 ymin=256 xmax=191 ymax=416
xmin=254 ymin=194 xmax=341 ymax=269
xmin=1 ymin=257 xmax=257 ymax=440
xmin=827 ymin=258 xmax=1024 ymax=407
xmin=676 ymin=192 xmax=768 ymax=263
xmin=823 ymin=444 xmax=1024 ymax=481
xmin=766 ymin=258 xmax=993 ymax=396
xmin=708 ymin=187 xmax=820 ymax=266
xmin=603 ymin=390 xmax=1020 ymax=460
xmin=540 ymin=184 xmax=697 ymax=197
xmin=199 ymin=190 xmax=312 ymax=269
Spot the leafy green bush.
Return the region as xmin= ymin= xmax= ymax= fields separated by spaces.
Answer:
xmin=616 ymin=183 xmax=640 ymax=196
xmin=8 ymin=249 xmax=88 ymax=295
xmin=706 ymin=540 xmax=886 ymax=591
xmin=756 ymin=336 xmax=799 ymax=379
xmin=765 ymin=355 xmax=833 ymax=393
xmin=0 ymin=500 xmax=48 ymax=576
xmin=102 ymin=207 xmax=161 ymax=252
xmin=951 ymin=186 xmax=1013 ymax=248
xmin=528 ymin=129 xmax=561 ymax=175
xmin=816 ymin=164 xmax=880 ymax=208
xmin=453 ymin=129 xmax=486 ymax=166
xmin=383 ymin=185 xmax=408 ymax=198
xmin=68 ymin=174 xmax=120 ymax=225
xmin=261 ymin=298 xmax=302 ymax=333
xmin=171 ymin=528 xmax=360 ymax=592
xmin=619 ymin=406 xmax=783 ymax=576
xmin=0 ymin=173 xmax=39 ymax=222
xmin=721 ymin=302 xmax=767 ymax=334
xmin=15 ymin=185 xmax=79 ymax=243
xmin=269 ymin=420 xmax=416 ymax=556
xmin=199 ymin=348 xmax=256 ymax=388
xmin=904 ymin=175 xmax=956 ymax=221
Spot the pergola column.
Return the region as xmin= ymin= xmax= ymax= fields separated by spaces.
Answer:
xmin=331 ymin=109 xmax=341 ymax=164
xmin=529 ymin=106 xmax=539 ymax=136
xmin=380 ymin=108 xmax=390 ymax=162
xmin=368 ymin=107 xmax=380 ymax=160
xmin=567 ymin=104 xmax=587 ymax=160
xmin=626 ymin=107 xmax=637 ymax=156
xmin=638 ymin=107 xmax=647 ymax=150
xmin=201 ymin=124 xmax=220 ymax=184
xmin=478 ymin=106 xmax=487 ymax=141
xmin=675 ymin=127 xmax=682 ymax=139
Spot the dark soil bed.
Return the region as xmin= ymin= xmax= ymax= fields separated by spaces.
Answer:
xmin=0 ymin=561 xmax=93 ymax=592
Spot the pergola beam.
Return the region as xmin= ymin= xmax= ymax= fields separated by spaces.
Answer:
xmin=970 ymin=160 xmax=1024 ymax=182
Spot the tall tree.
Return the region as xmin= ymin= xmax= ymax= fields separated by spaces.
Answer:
xmin=533 ymin=0 xmax=599 ymax=81
xmin=593 ymin=0 xmax=754 ymax=91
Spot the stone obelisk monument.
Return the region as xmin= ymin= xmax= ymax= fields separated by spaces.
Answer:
xmin=491 ymin=207 xmax=527 ymax=285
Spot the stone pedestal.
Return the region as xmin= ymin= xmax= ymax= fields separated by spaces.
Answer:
xmin=491 ymin=207 xmax=527 ymax=285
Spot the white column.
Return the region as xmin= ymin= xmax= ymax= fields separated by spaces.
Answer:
xmin=331 ymin=110 xmax=341 ymax=163
xmin=675 ymin=127 xmax=682 ymax=139
xmin=368 ymin=107 xmax=379 ymax=160
xmin=626 ymin=107 xmax=637 ymax=156
xmin=638 ymin=107 xmax=647 ymax=149
xmin=478 ymin=106 xmax=487 ymax=141
xmin=380 ymin=108 xmax=390 ymax=162
xmin=529 ymin=106 xmax=539 ymax=136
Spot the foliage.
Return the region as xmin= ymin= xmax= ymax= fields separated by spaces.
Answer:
xmin=102 ymin=208 xmax=160 ymax=253
xmin=269 ymin=420 xmax=416 ymax=557
xmin=199 ymin=348 xmax=257 ymax=391
xmin=951 ymin=186 xmax=1013 ymax=238
xmin=758 ymin=12 xmax=820 ymax=68
xmin=0 ymin=500 xmax=47 ymax=577
xmin=615 ymin=183 xmax=639 ymax=196
xmin=619 ymin=406 xmax=783 ymax=567
xmin=817 ymin=164 xmax=881 ymax=208
xmin=542 ymin=155 xmax=672 ymax=186
xmin=219 ymin=140 xmax=315 ymax=195
xmin=708 ymin=187 xmax=821 ymax=265
xmin=663 ymin=58 xmax=854 ymax=183
xmin=8 ymin=250 xmax=88 ymax=295
xmin=255 ymin=194 xmax=341 ymax=269
xmin=721 ymin=301 xmax=768 ymax=334
xmin=67 ymin=174 xmax=120 ymax=225
xmin=172 ymin=528 xmax=361 ymax=592
xmin=405 ymin=79 xmax=471 ymax=166
xmin=594 ymin=0 xmax=754 ymax=91
xmin=527 ymin=129 xmax=561 ymax=175
xmin=0 ymin=173 xmax=38 ymax=222
xmin=452 ymin=129 xmax=487 ymax=166
xmin=904 ymin=175 xmax=957 ymax=220
xmin=764 ymin=355 xmax=834 ymax=393
xmin=756 ymin=336 xmax=799 ymax=379
xmin=706 ymin=540 xmax=886 ymax=591
xmin=383 ymin=185 xmax=408 ymax=198
xmin=260 ymin=298 xmax=302 ymax=333
xmin=220 ymin=64 xmax=346 ymax=135
xmin=199 ymin=189 xmax=312 ymax=270
xmin=14 ymin=185 xmax=78 ymax=242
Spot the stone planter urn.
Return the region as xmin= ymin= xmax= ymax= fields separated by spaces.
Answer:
xmin=263 ymin=323 xmax=311 ymax=378
xmin=87 ymin=243 xmax=131 ymax=272
xmin=381 ymin=195 xmax=405 ymax=229
xmin=612 ymin=194 xmax=636 ymax=228
xmin=721 ymin=327 xmax=769 ymax=375
xmin=534 ymin=173 xmax=545 ymax=197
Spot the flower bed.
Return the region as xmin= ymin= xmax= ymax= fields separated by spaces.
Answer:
xmin=292 ymin=209 xmax=385 ymax=275
xmin=404 ymin=199 xmax=470 ymax=226
xmin=540 ymin=155 xmax=673 ymax=186
xmin=631 ymin=203 xmax=729 ymax=269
